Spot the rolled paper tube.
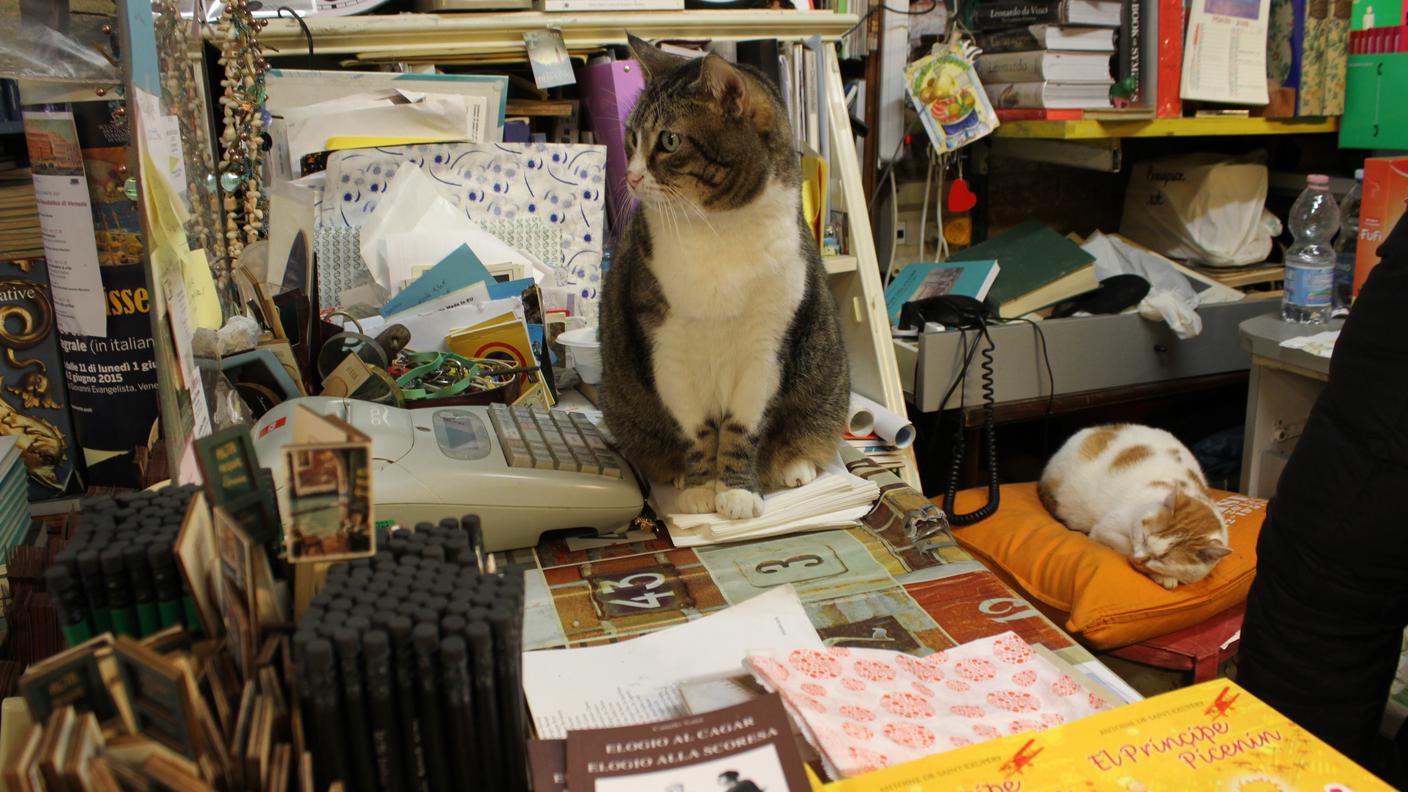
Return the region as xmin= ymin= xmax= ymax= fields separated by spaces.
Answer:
xmin=849 ymin=391 xmax=916 ymax=449
xmin=845 ymin=393 xmax=877 ymax=437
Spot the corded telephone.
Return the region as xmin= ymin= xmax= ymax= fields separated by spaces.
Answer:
xmin=899 ymin=295 xmax=1001 ymax=526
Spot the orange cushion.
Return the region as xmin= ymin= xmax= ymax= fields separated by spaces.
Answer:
xmin=946 ymin=483 xmax=1265 ymax=650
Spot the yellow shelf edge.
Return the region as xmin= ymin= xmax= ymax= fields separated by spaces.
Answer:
xmin=824 ymin=254 xmax=859 ymax=275
xmin=255 ymin=10 xmax=858 ymax=57
xmin=993 ymin=116 xmax=1341 ymax=139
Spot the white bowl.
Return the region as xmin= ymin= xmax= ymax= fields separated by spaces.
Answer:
xmin=558 ymin=326 xmax=602 ymax=385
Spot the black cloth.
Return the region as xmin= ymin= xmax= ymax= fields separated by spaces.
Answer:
xmin=1239 ymin=210 xmax=1408 ymax=778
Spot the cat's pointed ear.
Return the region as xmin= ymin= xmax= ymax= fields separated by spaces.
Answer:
xmin=627 ymin=33 xmax=685 ymax=79
xmin=1197 ymin=544 xmax=1233 ymax=563
xmin=696 ymin=53 xmax=751 ymax=119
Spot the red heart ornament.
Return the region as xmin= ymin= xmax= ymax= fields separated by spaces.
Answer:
xmin=948 ymin=178 xmax=978 ymax=213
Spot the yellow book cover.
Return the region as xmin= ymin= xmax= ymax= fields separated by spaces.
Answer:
xmin=823 ymin=680 xmax=1389 ymax=791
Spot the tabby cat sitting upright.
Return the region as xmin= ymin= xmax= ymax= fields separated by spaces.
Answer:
xmin=598 ymin=35 xmax=850 ymax=520
xmin=1038 ymin=424 xmax=1232 ymax=588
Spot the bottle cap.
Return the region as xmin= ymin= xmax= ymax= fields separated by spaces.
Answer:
xmin=1308 ymin=173 xmax=1330 ymax=189
xmin=1355 ymin=168 xmax=1365 ymax=180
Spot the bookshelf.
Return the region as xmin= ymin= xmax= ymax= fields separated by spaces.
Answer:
xmin=255 ymin=12 xmax=922 ymax=488
xmin=257 ymin=10 xmax=856 ymax=59
xmin=994 ymin=116 xmax=1342 ymax=140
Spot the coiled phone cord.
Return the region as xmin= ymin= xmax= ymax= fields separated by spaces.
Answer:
xmin=943 ymin=327 xmax=1000 ymax=525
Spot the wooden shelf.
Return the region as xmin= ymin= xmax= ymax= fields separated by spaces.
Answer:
xmin=993 ymin=116 xmax=1341 ymax=140
xmin=257 ymin=10 xmax=857 ymax=59
xmin=823 ymin=254 xmax=858 ymax=275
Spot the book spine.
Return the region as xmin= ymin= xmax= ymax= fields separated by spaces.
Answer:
xmin=976 ymin=51 xmax=1051 ymax=82
xmin=983 ymin=80 xmax=1055 ymax=107
xmin=974 ymin=27 xmax=1044 ymax=52
xmin=969 ymin=0 xmax=1068 ymax=30
xmin=1156 ymin=0 xmax=1184 ymax=115
xmin=995 ymin=107 xmax=1085 ymax=119
xmin=1322 ymin=0 xmax=1351 ymax=112
xmin=1301 ymin=0 xmax=1329 ymax=114
xmin=1116 ymin=0 xmax=1144 ymax=104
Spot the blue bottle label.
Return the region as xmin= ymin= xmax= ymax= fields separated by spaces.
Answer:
xmin=1285 ymin=263 xmax=1333 ymax=307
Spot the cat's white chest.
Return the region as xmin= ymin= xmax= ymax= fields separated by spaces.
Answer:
xmin=643 ymin=183 xmax=808 ymax=423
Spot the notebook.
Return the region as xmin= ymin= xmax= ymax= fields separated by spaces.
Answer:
xmin=948 ymin=218 xmax=1098 ymax=317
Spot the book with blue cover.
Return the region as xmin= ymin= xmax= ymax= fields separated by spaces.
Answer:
xmin=884 ymin=260 xmax=1001 ymax=326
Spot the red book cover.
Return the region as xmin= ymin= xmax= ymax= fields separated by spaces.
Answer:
xmin=1157 ymin=0 xmax=1185 ymax=116
xmin=995 ymin=108 xmax=1085 ymax=121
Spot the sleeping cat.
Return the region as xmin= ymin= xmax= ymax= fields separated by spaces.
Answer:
xmin=1038 ymin=424 xmax=1231 ymax=588
xmin=597 ymin=35 xmax=850 ymax=520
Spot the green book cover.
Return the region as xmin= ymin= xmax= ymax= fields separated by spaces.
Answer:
xmin=946 ymin=218 xmax=1095 ymax=308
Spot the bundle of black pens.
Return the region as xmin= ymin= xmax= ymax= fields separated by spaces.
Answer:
xmin=45 ymin=486 xmax=202 ymax=646
xmin=293 ymin=514 xmax=529 ymax=792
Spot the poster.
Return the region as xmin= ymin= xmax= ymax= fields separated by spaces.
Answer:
xmin=21 ymin=99 xmax=161 ymax=487
xmin=22 ymin=110 xmax=106 ymax=338
xmin=0 ymin=259 xmax=82 ymax=499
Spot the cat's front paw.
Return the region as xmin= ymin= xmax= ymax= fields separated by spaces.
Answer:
xmin=779 ymin=459 xmax=818 ymax=488
xmin=679 ymin=485 xmax=718 ymax=514
xmin=716 ymin=488 xmax=764 ymax=520
xmin=1151 ymin=574 xmax=1179 ymax=589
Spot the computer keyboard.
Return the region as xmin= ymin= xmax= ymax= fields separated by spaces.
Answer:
xmin=487 ymin=403 xmax=623 ymax=478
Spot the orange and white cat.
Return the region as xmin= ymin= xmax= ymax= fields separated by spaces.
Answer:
xmin=1038 ymin=424 xmax=1231 ymax=589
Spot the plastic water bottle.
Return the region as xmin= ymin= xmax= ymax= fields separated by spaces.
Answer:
xmin=1282 ymin=174 xmax=1340 ymax=324
xmin=1333 ymin=169 xmax=1363 ymax=310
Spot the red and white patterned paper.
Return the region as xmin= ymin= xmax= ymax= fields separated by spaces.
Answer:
xmin=744 ymin=632 xmax=1111 ymax=778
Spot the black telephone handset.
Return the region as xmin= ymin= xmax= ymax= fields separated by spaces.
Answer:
xmin=900 ymin=295 xmax=1001 ymax=526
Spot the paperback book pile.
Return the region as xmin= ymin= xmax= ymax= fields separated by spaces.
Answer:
xmin=650 ymin=461 xmax=880 ymax=547
xmin=971 ymin=1 xmax=1123 ymax=111
xmin=0 ymin=169 xmax=43 ymax=262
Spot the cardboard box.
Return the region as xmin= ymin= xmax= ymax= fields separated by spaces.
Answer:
xmin=1355 ymin=156 xmax=1408 ymax=297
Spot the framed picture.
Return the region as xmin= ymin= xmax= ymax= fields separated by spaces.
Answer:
xmin=283 ymin=444 xmax=373 ymax=563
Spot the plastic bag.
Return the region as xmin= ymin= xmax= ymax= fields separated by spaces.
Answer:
xmin=1081 ymin=231 xmax=1243 ymax=339
xmin=1120 ymin=153 xmax=1274 ymax=267
xmin=0 ymin=16 xmax=117 ymax=84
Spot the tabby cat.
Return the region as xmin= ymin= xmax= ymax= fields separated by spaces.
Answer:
xmin=1038 ymin=424 xmax=1232 ymax=588
xmin=597 ymin=35 xmax=850 ymax=520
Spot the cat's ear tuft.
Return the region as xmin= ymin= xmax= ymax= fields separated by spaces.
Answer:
xmin=627 ymin=33 xmax=685 ymax=79
xmin=1197 ymin=544 xmax=1232 ymax=563
xmin=697 ymin=53 xmax=750 ymax=118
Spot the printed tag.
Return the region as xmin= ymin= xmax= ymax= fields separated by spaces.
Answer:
xmin=524 ymin=29 xmax=576 ymax=89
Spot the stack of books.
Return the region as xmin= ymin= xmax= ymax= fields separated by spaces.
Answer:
xmin=971 ymin=1 xmax=1124 ymax=113
xmin=0 ymin=170 xmax=44 ymax=262
xmin=649 ymin=459 xmax=880 ymax=547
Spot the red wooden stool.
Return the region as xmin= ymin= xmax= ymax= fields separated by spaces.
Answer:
xmin=1106 ymin=603 xmax=1246 ymax=683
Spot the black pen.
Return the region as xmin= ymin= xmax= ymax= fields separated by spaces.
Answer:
xmin=465 ymin=620 xmax=502 ymax=790
xmin=305 ymin=639 xmax=349 ymax=791
xmin=412 ymin=623 xmax=452 ymax=792
xmin=387 ymin=616 xmax=426 ymax=792
xmin=362 ymin=630 xmax=404 ymax=792
xmin=333 ymin=628 xmax=378 ymax=792
xmin=439 ymin=636 xmax=478 ymax=790
xmin=490 ymin=603 xmax=529 ymax=791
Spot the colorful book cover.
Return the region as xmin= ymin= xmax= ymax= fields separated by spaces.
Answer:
xmin=884 ymin=260 xmax=1001 ymax=326
xmin=1267 ymin=0 xmax=1311 ymax=116
xmin=1323 ymin=0 xmax=1353 ymax=112
xmin=1301 ymin=0 xmax=1331 ymax=113
xmin=823 ymin=680 xmax=1389 ymax=791
xmin=1354 ymin=156 xmax=1408 ymax=297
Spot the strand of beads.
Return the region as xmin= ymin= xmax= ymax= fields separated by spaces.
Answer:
xmin=215 ymin=0 xmax=269 ymax=261
xmin=151 ymin=1 xmax=226 ymax=274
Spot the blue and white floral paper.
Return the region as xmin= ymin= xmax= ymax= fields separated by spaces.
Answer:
xmin=322 ymin=142 xmax=608 ymax=305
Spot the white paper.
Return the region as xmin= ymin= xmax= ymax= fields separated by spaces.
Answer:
xmin=25 ymin=109 xmax=108 ymax=338
xmin=521 ymin=584 xmax=822 ymax=739
xmin=350 ymin=292 xmax=519 ymax=353
xmin=1280 ymin=329 xmax=1340 ymax=358
xmin=845 ymin=393 xmax=876 ymax=436
xmin=358 ymin=167 xmax=548 ymax=295
xmin=283 ymin=92 xmax=487 ymax=170
xmin=1180 ymin=0 xmax=1271 ymax=104
xmin=849 ymin=392 xmax=915 ymax=448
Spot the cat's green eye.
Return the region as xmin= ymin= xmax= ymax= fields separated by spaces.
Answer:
xmin=659 ymin=131 xmax=681 ymax=152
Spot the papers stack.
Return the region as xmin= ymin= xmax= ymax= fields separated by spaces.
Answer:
xmin=651 ymin=460 xmax=879 ymax=547
xmin=0 ymin=437 xmax=29 ymax=569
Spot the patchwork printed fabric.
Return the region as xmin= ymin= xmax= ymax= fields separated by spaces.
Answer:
xmin=745 ymin=632 xmax=1110 ymax=778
